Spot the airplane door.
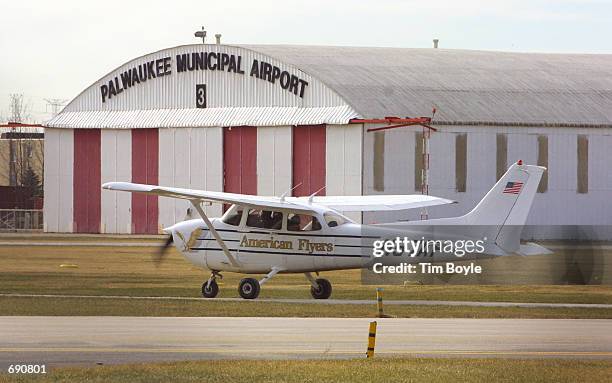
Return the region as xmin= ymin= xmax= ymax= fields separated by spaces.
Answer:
xmin=270 ymin=231 xmax=288 ymax=268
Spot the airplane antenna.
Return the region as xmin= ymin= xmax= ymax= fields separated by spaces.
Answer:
xmin=279 ymin=182 xmax=303 ymax=202
xmin=307 ymin=186 xmax=326 ymax=204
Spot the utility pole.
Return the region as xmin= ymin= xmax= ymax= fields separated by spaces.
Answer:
xmin=420 ymin=107 xmax=437 ymax=220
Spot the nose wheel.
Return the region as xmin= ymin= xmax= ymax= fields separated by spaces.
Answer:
xmin=202 ymin=271 xmax=221 ymax=298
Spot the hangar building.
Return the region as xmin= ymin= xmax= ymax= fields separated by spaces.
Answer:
xmin=43 ymin=44 xmax=612 ymax=238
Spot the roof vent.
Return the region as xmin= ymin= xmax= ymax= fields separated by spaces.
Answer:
xmin=433 ymin=39 xmax=439 ymax=49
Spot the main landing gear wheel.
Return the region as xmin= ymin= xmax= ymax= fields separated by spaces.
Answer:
xmin=238 ymin=278 xmax=261 ymax=299
xmin=202 ymin=280 xmax=219 ymax=298
xmin=310 ymin=278 xmax=332 ymax=299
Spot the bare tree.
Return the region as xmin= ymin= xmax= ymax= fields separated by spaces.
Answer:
xmin=9 ymin=94 xmax=30 ymax=123
xmin=0 ymin=94 xmax=43 ymax=194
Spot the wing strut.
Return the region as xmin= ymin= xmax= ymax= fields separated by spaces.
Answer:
xmin=190 ymin=200 xmax=241 ymax=268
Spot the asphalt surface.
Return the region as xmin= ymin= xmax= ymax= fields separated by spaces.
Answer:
xmin=1 ymin=317 xmax=611 ymax=369
xmin=0 ymin=241 xmax=162 ymax=247
xmin=3 ymin=293 xmax=612 ymax=309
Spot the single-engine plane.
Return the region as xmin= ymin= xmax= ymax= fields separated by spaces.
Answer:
xmin=103 ymin=161 xmax=549 ymax=299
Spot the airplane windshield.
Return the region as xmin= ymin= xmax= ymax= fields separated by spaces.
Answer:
xmin=221 ymin=205 xmax=244 ymax=226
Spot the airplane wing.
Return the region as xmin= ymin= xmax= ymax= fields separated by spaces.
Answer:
xmin=101 ymin=182 xmax=315 ymax=212
xmin=290 ymin=195 xmax=456 ymax=212
xmin=103 ymin=182 xmax=455 ymax=212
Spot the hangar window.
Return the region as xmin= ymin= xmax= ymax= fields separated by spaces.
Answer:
xmin=373 ymin=132 xmax=385 ymax=192
xmin=287 ymin=213 xmax=321 ymax=232
xmin=414 ymin=132 xmax=423 ymax=191
xmin=221 ymin=205 xmax=244 ymax=226
xmin=455 ymin=134 xmax=467 ymax=192
xmin=537 ymin=135 xmax=548 ymax=193
xmin=496 ymin=134 xmax=507 ymax=181
xmin=246 ymin=209 xmax=283 ymax=230
xmin=577 ymin=135 xmax=589 ymax=194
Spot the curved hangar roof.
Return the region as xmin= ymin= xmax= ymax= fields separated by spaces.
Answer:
xmin=46 ymin=44 xmax=612 ymax=129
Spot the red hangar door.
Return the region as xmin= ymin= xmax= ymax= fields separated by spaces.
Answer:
xmin=73 ymin=129 xmax=101 ymax=233
xmin=223 ymin=126 xmax=257 ymax=198
xmin=131 ymin=128 xmax=159 ymax=234
xmin=292 ymin=125 xmax=326 ymax=197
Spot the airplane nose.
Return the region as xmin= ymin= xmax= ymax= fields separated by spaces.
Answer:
xmin=162 ymin=224 xmax=177 ymax=235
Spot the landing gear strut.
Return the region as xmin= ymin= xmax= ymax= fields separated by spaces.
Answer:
xmin=202 ymin=271 xmax=222 ymax=298
xmin=305 ymin=272 xmax=332 ymax=299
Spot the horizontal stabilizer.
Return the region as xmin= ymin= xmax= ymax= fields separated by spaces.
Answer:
xmin=517 ymin=242 xmax=554 ymax=256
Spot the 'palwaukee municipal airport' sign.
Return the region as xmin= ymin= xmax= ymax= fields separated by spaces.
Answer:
xmin=100 ymin=51 xmax=310 ymax=103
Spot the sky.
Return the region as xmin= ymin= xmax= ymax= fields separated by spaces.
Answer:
xmin=1 ymin=0 xmax=610 ymax=123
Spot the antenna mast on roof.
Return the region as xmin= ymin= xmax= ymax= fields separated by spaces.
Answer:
xmin=194 ymin=26 xmax=207 ymax=43
xmin=44 ymin=98 xmax=68 ymax=117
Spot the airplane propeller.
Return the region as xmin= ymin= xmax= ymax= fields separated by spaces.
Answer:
xmin=154 ymin=234 xmax=174 ymax=266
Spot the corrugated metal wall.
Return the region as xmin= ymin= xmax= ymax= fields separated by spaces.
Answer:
xmin=363 ymin=124 xmax=612 ymax=239
xmin=101 ymin=129 xmax=132 ymax=233
xmin=44 ymin=124 xmax=366 ymax=233
xmin=44 ymin=123 xmax=611 ymax=238
xmin=44 ymin=128 xmax=74 ymax=232
xmin=158 ymin=127 xmax=223 ymax=229
xmin=326 ymin=124 xmax=363 ymax=223
xmin=62 ymin=45 xmax=349 ymax=113
xmin=257 ymin=126 xmax=292 ymax=196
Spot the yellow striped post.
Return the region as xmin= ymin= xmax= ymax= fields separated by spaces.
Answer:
xmin=376 ymin=287 xmax=384 ymax=317
xmin=366 ymin=321 xmax=377 ymax=358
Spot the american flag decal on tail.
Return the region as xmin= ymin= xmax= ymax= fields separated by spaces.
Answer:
xmin=503 ymin=181 xmax=523 ymax=194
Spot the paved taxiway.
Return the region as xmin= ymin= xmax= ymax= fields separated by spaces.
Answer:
xmin=1 ymin=317 xmax=611 ymax=368
xmin=3 ymin=293 xmax=612 ymax=309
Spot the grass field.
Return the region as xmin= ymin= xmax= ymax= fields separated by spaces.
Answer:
xmin=1 ymin=240 xmax=611 ymax=382
xmin=1 ymin=242 xmax=611 ymax=318
xmin=3 ymin=296 xmax=612 ymax=318
xmin=2 ymin=358 xmax=612 ymax=383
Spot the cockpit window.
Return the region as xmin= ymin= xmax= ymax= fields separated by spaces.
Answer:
xmin=287 ymin=213 xmax=322 ymax=232
xmin=246 ymin=209 xmax=284 ymax=230
xmin=324 ymin=212 xmax=347 ymax=227
xmin=221 ymin=205 xmax=244 ymax=226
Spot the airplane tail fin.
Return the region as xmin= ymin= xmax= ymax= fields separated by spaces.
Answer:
xmin=386 ymin=161 xmax=547 ymax=255
xmin=464 ymin=162 xmax=544 ymax=224
xmin=460 ymin=161 xmax=546 ymax=253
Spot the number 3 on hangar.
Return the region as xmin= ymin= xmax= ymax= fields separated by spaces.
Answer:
xmin=196 ymin=84 xmax=206 ymax=108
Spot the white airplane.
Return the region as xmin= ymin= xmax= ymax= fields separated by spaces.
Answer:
xmin=103 ymin=161 xmax=549 ymax=299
